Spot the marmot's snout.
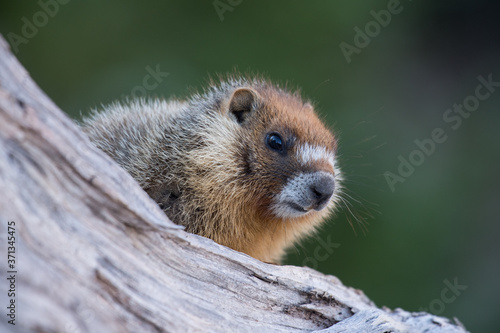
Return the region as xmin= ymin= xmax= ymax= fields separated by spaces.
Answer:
xmin=309 ymin=173 xmax=335 ymax=211
xmin=272 ymin=171 xmax=336 ymax=218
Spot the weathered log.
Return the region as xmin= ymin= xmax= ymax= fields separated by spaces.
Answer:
xmin=0 ymin=35 xmax=468 ymax=333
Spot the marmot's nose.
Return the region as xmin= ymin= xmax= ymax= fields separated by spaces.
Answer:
xmin=309 ymin=174 xmax=335 ymax=211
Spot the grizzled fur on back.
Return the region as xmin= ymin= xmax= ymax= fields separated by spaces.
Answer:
xmin=82 ymin=75 xmax=342 ymax=263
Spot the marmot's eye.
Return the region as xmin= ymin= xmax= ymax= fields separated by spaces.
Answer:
xmin=266 ymin=133 xmax=284 ymax=152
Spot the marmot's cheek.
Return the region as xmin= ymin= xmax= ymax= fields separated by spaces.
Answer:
xmin=271 ymin=171 xmax=335 ymax=219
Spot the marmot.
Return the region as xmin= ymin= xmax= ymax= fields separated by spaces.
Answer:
xmin=82 ymin=75 xmax=342 ymax=263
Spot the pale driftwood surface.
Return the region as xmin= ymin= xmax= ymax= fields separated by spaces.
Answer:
xmin=0 ymin=35 xmax=468 ymax=333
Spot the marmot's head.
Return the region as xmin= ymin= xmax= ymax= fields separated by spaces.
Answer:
xmin=185 ymin=78 xmax=341 ymax=245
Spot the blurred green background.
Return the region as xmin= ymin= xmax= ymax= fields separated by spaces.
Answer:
xmin=1 ymin=1 xmax=498 ymax=331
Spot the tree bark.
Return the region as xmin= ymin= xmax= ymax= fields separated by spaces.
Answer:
xmin=0 ymin=35 xmax=468 ymax=333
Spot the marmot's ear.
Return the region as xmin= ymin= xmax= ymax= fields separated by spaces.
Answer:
xmin=227 ymin=87 xmax=260 ymax=124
